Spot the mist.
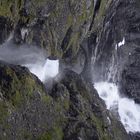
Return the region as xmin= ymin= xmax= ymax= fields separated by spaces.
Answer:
xmin=0 ymin=38 xmax=59 ymax=82
xmin=0 ymin=40 xmax=46 ymax=65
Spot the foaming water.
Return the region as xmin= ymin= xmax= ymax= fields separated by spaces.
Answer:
xmin=24 ymin=59 xmax=59 ymax=82
xmin=94 ymin=82 xmax=119 ymax=109
xmin=94 ymin=82 xmax=140 ymax=133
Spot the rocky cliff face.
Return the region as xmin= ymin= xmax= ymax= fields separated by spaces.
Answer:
xmin=90 ymin=0 xmax=140 ymax=104
xmin=0 ymin=0 xmax=139 ymax=139
xmin=0 ymin=0 xmax=93 ymax=58
xmin=0 ymin=62 xmax=130 ymax=140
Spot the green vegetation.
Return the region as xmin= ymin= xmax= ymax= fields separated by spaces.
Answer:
xmin=91 ymin=114 xmax=111 ymax=140
xmin=37 ymin=127 xmax=64 ymax=140
xmin=0 ymin=0 xmax=24 ymax=21
xmin=22 ymin=129 xmax=33 ymax=140
xmin=0 ymin=64 xmax=44 ymax=107
xmin=42 ymin=95 xmax=53 ymax=105
xmin=0 ymin=101 xmax=9 ymax=123
xmin=93 ymin=0 xmax=112 ymax=32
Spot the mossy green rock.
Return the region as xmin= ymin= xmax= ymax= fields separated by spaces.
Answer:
xmin=0 ymin=61 xmax=66 ymax=140
xmin=0 ymin=62 xmax=130 ymax=140
xmin=0 ymin=0 xmax=94 ymax=59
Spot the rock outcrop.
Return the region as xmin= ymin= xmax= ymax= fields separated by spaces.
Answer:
xmin=0 ymin=62 xmax=130 ymax=140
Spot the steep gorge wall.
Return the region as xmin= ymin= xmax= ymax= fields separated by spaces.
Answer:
xmin=90 ymin=0 xmax=140 ymax=104
xmin=0 ymin=0 xmax=137 ymax=139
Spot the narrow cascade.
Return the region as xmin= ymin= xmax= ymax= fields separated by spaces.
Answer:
xmin=24 ymin=59 xmax=59 ymax=82
xmin=0 ymin=39 xmax=59 ymax=83
xmin=94 ymin=82 xmax=140 ymax=133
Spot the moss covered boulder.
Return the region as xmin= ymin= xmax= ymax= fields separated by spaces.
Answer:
xmin=0 ymin=61 xmax=65 ymax=140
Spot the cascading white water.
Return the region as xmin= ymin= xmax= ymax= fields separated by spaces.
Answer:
xmin=24 ymin=59 xmax=59 ymax=82
xmin=0 ymin=38 xmax=59 ymax=82
xmin=94 ymin=82 xmax=140 ymax=133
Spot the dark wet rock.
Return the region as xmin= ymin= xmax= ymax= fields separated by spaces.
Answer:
xmin=59 ymin=47 xmax=86 ymax=75
xmin=121 ymin=48 xmax=140 ymax=103
xmin=60 ymin=36 xmax=94 ymax=82
xmin=130 ymin=132 xmax=140 ymax=140
xmin=89 ymin=0 xmax=140 ymax=106
xmin=57 ymin=70 xmax=130 ymax=140
xmin=0 ymin=17 xmax=13 ymax=44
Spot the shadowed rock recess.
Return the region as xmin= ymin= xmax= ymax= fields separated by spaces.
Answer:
xmin=0 ymin=0 xmax=139 ymax=140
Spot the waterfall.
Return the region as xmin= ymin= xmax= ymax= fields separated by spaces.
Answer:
xmin=24 ymin=59 xmax=59 ymax=82
xmin=0 ymin=37 xmax=59 ymax=82
xmin=94 ymin=82 xmax=140 ymax=133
